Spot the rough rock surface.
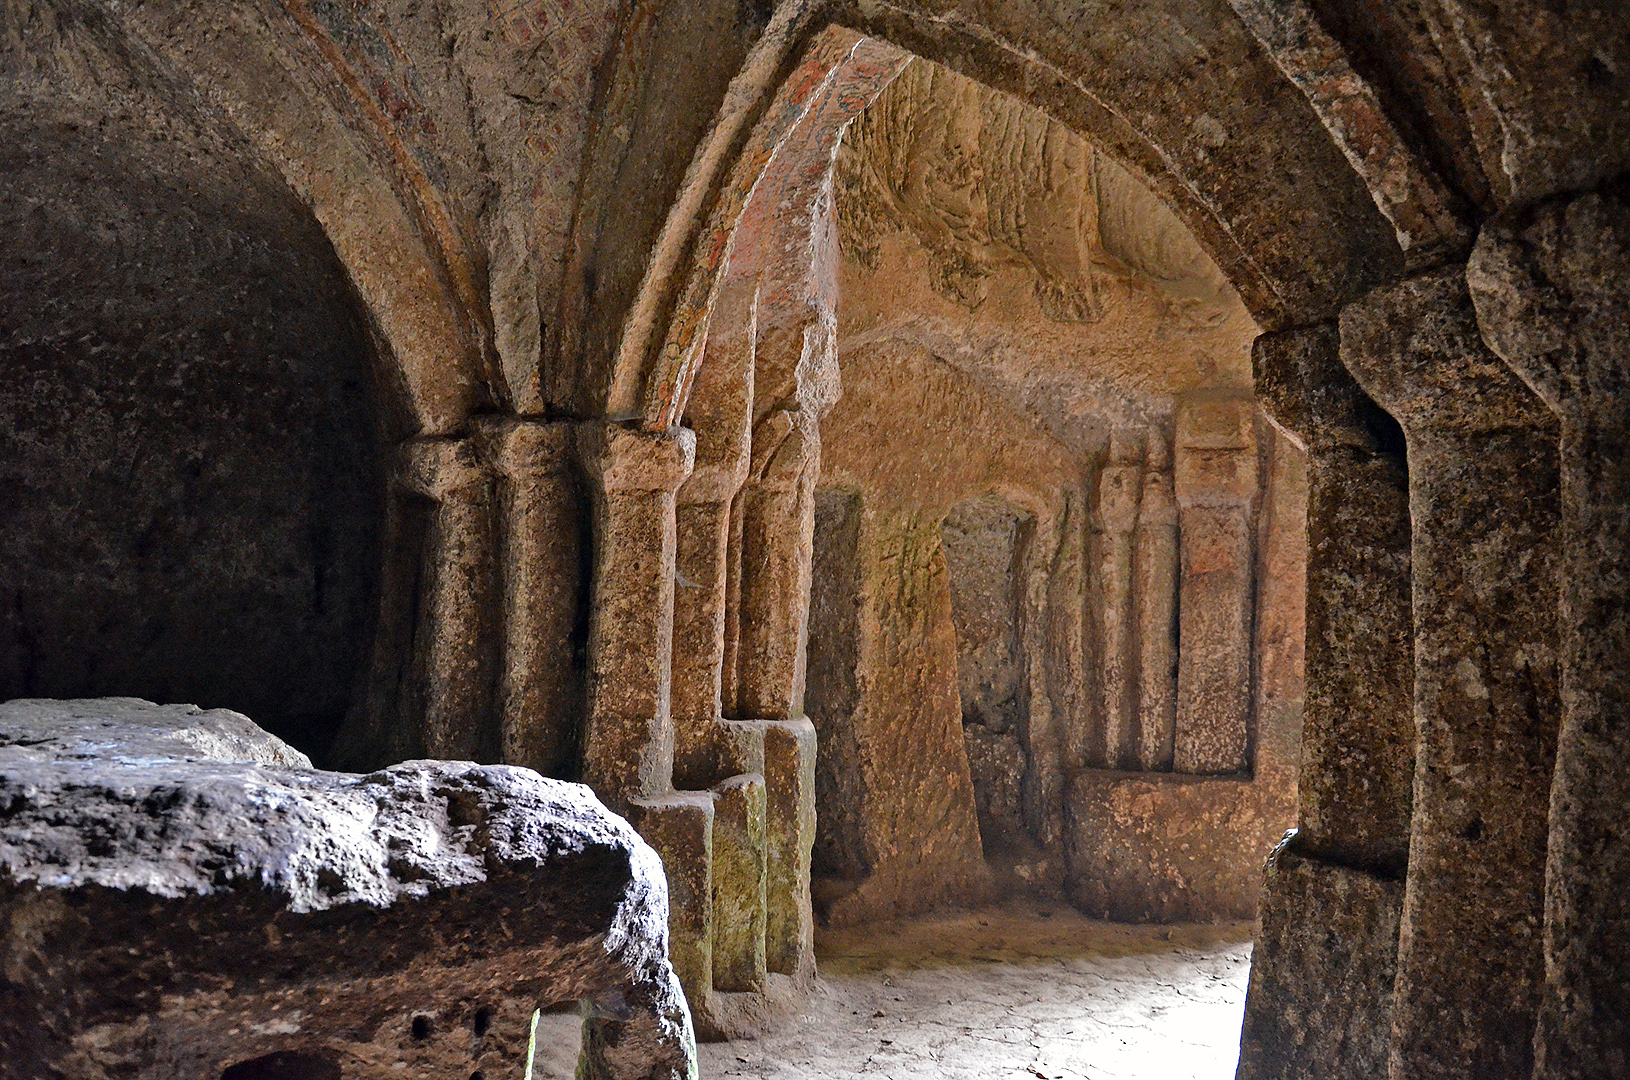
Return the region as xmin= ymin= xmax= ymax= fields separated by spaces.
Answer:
xmin=1470 ymin=186 xmax=1630 ymax=1080
xmin=0 ymin=698 xmax=315 ymax=770
xmin=0 ymin=698 xmax=694 ymax=1080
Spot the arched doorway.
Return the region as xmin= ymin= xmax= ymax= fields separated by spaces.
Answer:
xmin=0 ymin=95 xmax=387 ymax=761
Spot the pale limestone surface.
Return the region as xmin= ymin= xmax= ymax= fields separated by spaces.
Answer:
xmin=536 ymin=907 xmax=1252 ymax=1080
xmin=713 ymin=907 xmax=1250 ymax=1080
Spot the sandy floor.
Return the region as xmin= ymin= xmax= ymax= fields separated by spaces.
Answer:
xmin=532 ymin=902 xmax=1254 ymax=1080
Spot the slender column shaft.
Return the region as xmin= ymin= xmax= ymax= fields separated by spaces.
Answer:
xmin=1344 ymin=265 xmax=1560 ymax=1080
xmin=477 ymin=419 xmax=583 ymax=776
xmin=1173 ymin=399 xmax=1258 ymax=775
xmin=1133 ymin=437 xmax=1178 ymax=772
xmin=394 ymin=436 xmax=499 ymax=762
xmin=1470 ymin=189 xmax=1630 ymax=1080
xmin=671 ymin=466 xmax=742 ymax=788
xmin=733 ymin=414 xmax=819 ymax=722
xmin=1094 ymin=450 xmax=1140 ymax=769
xmin=580 ymin=423 xmax=695 ymax=815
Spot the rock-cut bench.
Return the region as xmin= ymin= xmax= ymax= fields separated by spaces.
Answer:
xmin=0 ymin=698 xmax=696 ymax=1080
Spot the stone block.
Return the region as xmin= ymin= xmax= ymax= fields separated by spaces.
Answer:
xmin=1237 ymin=839 xmax=1403 ymax=1080
xmin=709 ymin=774 xmax=767 ymax=994
xmin=1064 ymin=769 xmax=1293 ymax=922
xmin=630 ymin=791 xmax=717 ymax=1016
xmin=0 ymin=699 xmax=695 ymax=1080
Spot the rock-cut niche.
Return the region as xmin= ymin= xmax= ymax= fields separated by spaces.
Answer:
xmin=940 ymin=496 xmax=1037 ymax=865
xmin=0 ymin=107 xmax=387 ymax=762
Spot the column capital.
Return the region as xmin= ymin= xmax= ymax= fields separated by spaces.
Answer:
xmin=679 ymin=461 xmax=750 ymax=504
xmin=1254 ymin=322 xmax=1400 ymax=454
xmin=392 ymin=436 xmax=486 ymax=499
xmin=473 ymin=416 xmax=576 ymax=481
xmin=1469 ymin=188 xmax=1630 ymax=430
xmin=580 ymin=422 xmax=696 ymax=494
xmin=1174 ymin=398 xmax=1258 ymax=509
xmin=1341 ymin=265 xmax=1553 ymax=438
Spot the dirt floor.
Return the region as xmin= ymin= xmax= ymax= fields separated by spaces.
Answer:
xmin=531 ymin=901 xmax=1254 ymax=1080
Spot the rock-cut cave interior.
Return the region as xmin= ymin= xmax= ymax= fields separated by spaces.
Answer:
xmin=1 ymin=2 xmax=1627 ymax=1079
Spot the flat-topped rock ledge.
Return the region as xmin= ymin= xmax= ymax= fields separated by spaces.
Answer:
xmin=0 ymin=698 xmax=696 ymax=1080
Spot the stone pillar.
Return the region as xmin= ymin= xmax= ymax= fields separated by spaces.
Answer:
xmin=729 ymin=409 xmax=821 ymax=988
xmin=671 ymin=463 xmax=744 ymax=789
xmin=1094 ymin=435 xmax=1141 ymax=769
xmin=1237 ymin=322 xmax=1414 ymax=1080
xmin=476 ymin=419 xmax=583 ymax=776
xmin=763 ymin=717 xmax=816 ymax=978
xmin=1343 ymin=266 xmax=1560 ymax=1080
xmin=1469 ymin=189 xmax=1630 ymax=1080
xmin=1046 ymin=492 xmax=1092 ymax=799
xmin=733 ymin=411 xmax=819 ymax=722
xmin=394 ymin=436 xmax=499 ymax=762
xmin=1173 ymin=399 xmax=1258 ymax=774
xmin=580 ymin=423 xmax=696 ymax=815
xmin=710 ymin=772 xmax=767 ymax=993
xmin=1133 ymin=435 xmax=1179 ymax=772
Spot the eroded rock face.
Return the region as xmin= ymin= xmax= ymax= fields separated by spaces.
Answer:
xmin=0 ymin=699 xmax=694 ymax=1080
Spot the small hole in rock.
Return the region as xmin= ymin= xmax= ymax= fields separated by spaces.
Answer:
xmin=411 ymin=1014 xmax=434 ymax=1040
xmin=473 ymin=1006 xmax=493 ymax=1037
xmin=471 ymin=1073 xmax=486 ymax=1080
xmin=221 ymin=1050 xmax=342 ymax=1080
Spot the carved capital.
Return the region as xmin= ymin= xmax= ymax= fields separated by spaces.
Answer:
xmin=580 ymin=422 xmax=697 ymax=494
xmin=1469 ymin=188 xmax=1630 ymax=432
xmin=1254 ymin=322 xmax=1399 ymax=454
xmin=1174 ymin=398 xmax=1258 ymax=509
xmin=392 ymin=437 xmax=486 ymax=500
xmin=473 ymin=417 xmax=576 ymax=481
xmin=1341 ymin=265 xmax=1553 ymax=438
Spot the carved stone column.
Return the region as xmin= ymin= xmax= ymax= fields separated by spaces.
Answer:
xmin=1173 ymin=399 xmax=1258 ymax=774
xmin=730 ymin=409 xmax=822 ymax=988
xmin=336 ymin=436 xmax=499 ymax=768
xmin=476 ymin=419 xmax=583 ymax=776
xmin=1238 ymin=322 xmax=1414 ymax=1080
xmin=1469 ymin=189 xmax=1630 ymax=1080
xmin=672 ymin=461 xmax=746 ymax=788
xmin=394 ymin=436 xmax=499 ymax=762
xmin=1343 ymin=266 xmax=1560 ymax=1080
xmin=734 ymin=410 xmax=819 ymax=722
xmin=1133 ymin=435 xmax=1179 ymax=771
xmin=1094 ymin=435 xmax=1141 ymax=769
xmin=579 ymin=423 xmax=695 ymax=815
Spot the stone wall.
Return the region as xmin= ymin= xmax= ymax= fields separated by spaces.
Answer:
xmin=0 ymin=42 xmax=386 ymax=760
